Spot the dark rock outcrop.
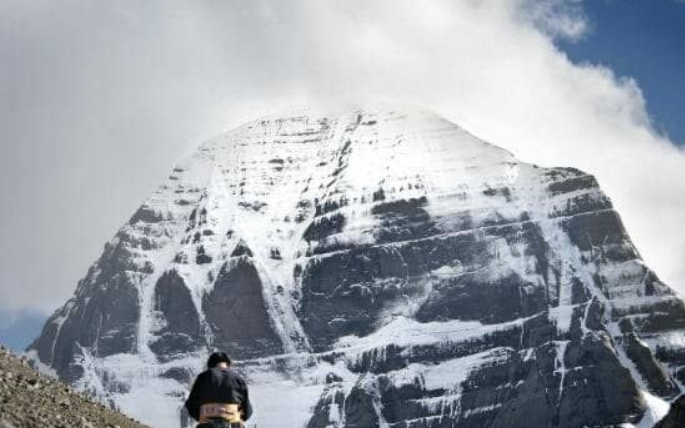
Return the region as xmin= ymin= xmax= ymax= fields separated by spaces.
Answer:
xmin=655 ymin=395 xmax=685 ymax=428
xmin=149 ymin=269 xmax=204 ymax=359
xmin=202 ymin=259 xmax=283 ymax=359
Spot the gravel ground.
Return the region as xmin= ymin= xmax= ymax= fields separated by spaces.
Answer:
xmin=0 ymin=345 xmax=152 ymax=428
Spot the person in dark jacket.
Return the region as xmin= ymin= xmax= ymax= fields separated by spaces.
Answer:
xmin=185 ymin=352 xmax=253 ymax=427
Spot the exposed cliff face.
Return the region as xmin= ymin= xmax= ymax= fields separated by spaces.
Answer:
xmin=28 ymin=108 xmax=685 ymax=428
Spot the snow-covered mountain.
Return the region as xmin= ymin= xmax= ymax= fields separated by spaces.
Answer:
xmin=28 ymin=108 xmax=685 ymax=428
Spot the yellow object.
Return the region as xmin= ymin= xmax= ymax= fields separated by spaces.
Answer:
xmin=199 ymin=403 xmax=242 ymax=423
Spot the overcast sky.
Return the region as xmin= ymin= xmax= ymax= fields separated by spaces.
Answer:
xmin=2 ymin=0 xmax=685 ymax=348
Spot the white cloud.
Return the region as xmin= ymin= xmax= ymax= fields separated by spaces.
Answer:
xmin=1 ymin=0 xmax=683 ymax=317
xmin=519 ymin=0 xmax=589 ymax=41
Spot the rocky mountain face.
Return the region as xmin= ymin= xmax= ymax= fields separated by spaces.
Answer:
xmin=27 ymin=108 xmax=685 ymax=428
xmin=0 ymin=345 xmax=151 ymax=428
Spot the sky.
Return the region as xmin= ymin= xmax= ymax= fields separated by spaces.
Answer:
xmin=1 ymin=0 xmax=684 ymax=352
xmin=560 ymin=0 xmax=685 ymax=146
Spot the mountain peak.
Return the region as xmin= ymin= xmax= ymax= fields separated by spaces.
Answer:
xmin=29 ymin=110 xmax=685 ymax=428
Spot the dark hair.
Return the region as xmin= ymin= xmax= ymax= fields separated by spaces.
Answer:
xmin=207 ymin=351 xmax=232 ymax=369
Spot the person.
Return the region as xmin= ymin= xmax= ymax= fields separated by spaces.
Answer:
xmin=185 ymin=352 xmax=253 ymax=428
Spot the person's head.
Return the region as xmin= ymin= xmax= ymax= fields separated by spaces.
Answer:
xmin=207 ymin=351 xmax=232 ymax=369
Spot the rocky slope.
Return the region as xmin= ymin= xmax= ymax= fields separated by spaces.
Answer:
xmin=0 ymin=345 xmax=151 ymax=428
xmin=27 ymin=108 xmax=685 ymax=428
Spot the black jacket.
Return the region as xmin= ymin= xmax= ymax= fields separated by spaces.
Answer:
xmin=185 ymin=367 xmax=253 ymax=421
